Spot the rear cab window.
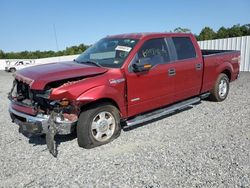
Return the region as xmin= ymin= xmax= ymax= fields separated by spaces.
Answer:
xmin=172 ymin=37 xmax=197 ymax=60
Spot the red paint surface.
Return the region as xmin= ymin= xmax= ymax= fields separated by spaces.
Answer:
xmin=15 ymin=61 xmax=107 ymax=90
xmin=11 ymin=103 xmax=37 ymax=116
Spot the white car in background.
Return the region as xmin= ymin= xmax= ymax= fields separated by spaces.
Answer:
xmin=5 ymin=60 xmax=36 ymax=72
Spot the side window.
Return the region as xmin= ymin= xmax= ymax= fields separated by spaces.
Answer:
xmin=137 ymin=38 xmax=170 ymax=66
xmin=172 ymin=37 xmax=196 ymax=60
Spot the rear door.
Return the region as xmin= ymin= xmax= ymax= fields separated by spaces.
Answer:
xmin=126 ymin=38 xmax=175 ymax=117
xmin=169 ymin=37 xmax=203 ymax=102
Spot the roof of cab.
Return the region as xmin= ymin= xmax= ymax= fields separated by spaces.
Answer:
xmin=106 ymin=32 xmax=193 ymax=40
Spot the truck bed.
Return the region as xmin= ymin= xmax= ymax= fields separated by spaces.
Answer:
xmin=201 ymin=49 xmax=238 ymax=56
xmin=200 ymin=49 xmax=240 ymax=94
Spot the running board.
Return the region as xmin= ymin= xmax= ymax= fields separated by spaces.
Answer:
xmin=125 ymin=97 xmax=201 ymax=127
xmin=200 ymin=92 xmax=210 ymax=99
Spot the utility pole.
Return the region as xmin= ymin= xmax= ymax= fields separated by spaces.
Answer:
xmin=53 ymin=24 xmax=59 ymax=52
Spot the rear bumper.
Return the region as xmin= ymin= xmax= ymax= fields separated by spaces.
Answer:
xmin=9 ymin=106 xmax=76 ymax=136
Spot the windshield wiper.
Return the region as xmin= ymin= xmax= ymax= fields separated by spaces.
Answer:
xmin=79 ymin=60 xmax=102 ymax=67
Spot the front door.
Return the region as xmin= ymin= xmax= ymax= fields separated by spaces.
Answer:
xmin=125 ymin=38 xmax=175 ymax=117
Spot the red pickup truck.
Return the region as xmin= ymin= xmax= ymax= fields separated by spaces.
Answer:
xmin=8 ymin=33 xmax=240 ymax=154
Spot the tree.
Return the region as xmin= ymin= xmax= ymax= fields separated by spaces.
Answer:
xmin=0 ymin=43 xmax=89 ymax=59
xmin=243 ymin=24 xmax=250 ymax=35
xmin=0 ymin=50 xmax=5 ymax=59
xmin=78 ymin=44 xmax=87 ymax=53
xmin=20 ymin=51 xmax=29 ymax=59
xmin=240 ymin=25 xmax=249 ymax=36
xmin=228 ymin=24 xmax=243 ymax=37
xmin=197 ymin=27 xmax=216 ymax=40
xmin=215 ymin=27 xmax=230 ymax=39
xmin=197 ymin=24 xmax=250 ymax=41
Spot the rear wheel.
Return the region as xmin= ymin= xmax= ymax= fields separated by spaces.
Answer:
xmin=210 ymin=73 xmax=229 ymax=102
xmin=77 ymin=102 xmax=121 ymax=149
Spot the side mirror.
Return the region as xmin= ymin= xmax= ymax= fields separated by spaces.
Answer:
xmin=132 ymin=58 xmax=152 ymax=72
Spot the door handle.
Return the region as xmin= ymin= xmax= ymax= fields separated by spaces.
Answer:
xmin=195 ymin=63 xmax=202 ymax=70
xmin=168 ymin=68 xmax=176 ymax=76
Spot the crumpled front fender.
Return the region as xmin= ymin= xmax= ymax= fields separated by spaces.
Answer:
xmin=76 ymin=85 xmax=127 ymax=118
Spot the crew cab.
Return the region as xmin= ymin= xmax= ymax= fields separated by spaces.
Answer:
xmin=8 ymin=33 xmax=240 ymax=154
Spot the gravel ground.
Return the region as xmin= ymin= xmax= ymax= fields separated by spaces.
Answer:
xmin=0 ymin=71 xmax=249 ymax=187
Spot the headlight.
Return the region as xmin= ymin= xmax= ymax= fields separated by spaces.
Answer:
xmin=59 ymin=98 xmax=70 ymax=107
xmin=50 ymin=98 xmax=70 ymax=107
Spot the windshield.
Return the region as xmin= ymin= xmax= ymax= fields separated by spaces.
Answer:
xmin=75 ymin=38 xmax=138 ymax=68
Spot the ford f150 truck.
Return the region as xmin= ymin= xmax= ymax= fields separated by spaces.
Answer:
xmin=8 ymin=33 xmax=240 ymax=156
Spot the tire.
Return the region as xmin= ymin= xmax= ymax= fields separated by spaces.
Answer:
xmin=10 ymin=68 xmax=16 ymax=73
xmin=77 ymin=102 xmax=121 ymax=149
xmin=210 ymin=73 xmax=229 ymax=102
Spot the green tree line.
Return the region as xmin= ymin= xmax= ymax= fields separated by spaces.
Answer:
xmin=173 ymin=24 xmax=250 ymax=41
xmin=0 ymin=43 xmax=88 ymax=59
xmin=196 ymin=24 xmax=250 ymax=40
xmin=1 ymin=24 xmax=250 ymax=59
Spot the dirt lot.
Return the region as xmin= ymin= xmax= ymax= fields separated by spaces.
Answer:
xmin=0 ymin=71 xmax=249 ymax=187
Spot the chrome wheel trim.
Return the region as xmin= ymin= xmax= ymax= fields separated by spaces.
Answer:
xmin=91 ymin=111 xmax=116 ymax=142
xmin=218 ymin=79 xmax=228 ymax=98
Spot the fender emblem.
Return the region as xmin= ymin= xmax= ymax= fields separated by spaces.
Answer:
xmin=131 ymin=98 xmax=140 ymax=102
xmin=109 ymin=78 xmax=125 ymax=84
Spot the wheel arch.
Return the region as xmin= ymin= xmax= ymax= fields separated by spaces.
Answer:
xmin=216 ymin=61 xmax=233 ymax=82
xmin=221 ymin=69 xmax=231 ymax=81
xmin=76 ymin=85 xmax=127 ymax=118
xmin=80 ymin=98 xmax=120 ymax=112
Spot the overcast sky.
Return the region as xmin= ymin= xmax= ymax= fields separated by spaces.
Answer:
xmin=0 ymin=0 xmax=250 ymax=52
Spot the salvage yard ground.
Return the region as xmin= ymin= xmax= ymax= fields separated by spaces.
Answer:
xmin=0 ymin=71 xmax=249 ymax=187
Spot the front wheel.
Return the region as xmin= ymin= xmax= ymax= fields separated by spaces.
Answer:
xmin=77 ymin=102 xmax=121 ymax=149
xmin=210 ymin=73 xmax=229 ymax=102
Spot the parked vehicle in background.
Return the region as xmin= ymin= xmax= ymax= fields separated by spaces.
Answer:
xmin=8 ymin=33 xmax=240 ymax=156
xmin=5 ymin=60 xmax=36 ymax=72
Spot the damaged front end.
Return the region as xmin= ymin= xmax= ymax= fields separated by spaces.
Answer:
xmin=9 ymin=79 xmax=79 ymax=135
xmin=8 ymin=78 xmax=79 ymax=156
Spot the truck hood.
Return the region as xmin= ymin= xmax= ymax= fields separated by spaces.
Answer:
xmin=14 ymin=61 xmax=108 ymax=90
